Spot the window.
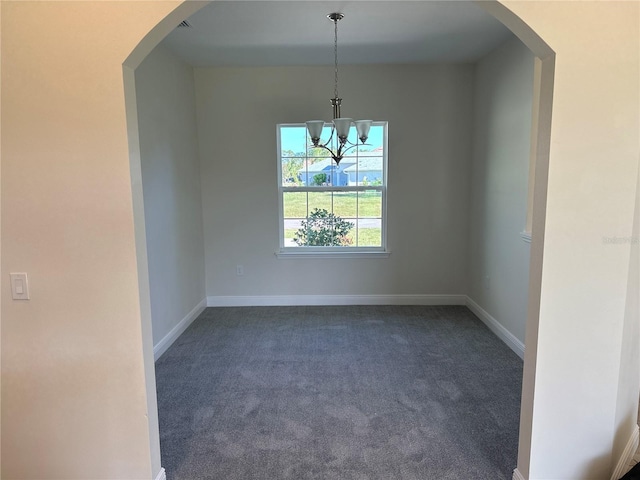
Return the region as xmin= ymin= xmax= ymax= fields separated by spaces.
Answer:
xmin=277 ymin=122 xmax=388 ymax=255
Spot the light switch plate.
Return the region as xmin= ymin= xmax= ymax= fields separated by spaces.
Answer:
xmin=10 ymin=273 xmax=30 ymax=300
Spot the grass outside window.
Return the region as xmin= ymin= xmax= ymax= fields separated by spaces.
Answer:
xmin=283 ymin=191 xmax=382 ymax=218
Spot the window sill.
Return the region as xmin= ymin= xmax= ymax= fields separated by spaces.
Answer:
xmin=275 ymin=250 xmax=391 ymax=259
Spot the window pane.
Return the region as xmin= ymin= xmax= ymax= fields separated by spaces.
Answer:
xmin=283 ymin=191 xmax=307 ymax=219
xmin=308 ymin=147 xmax=332 ymax=159
xmin=360 ymin=125 xmax=384 ymax=152
xmin=356 ymin=218 xmax=382 ymax=247
xmin=358 ymin=190 xmax=382 ymax=217
xmin=283 ymin=191 xmax=306 ymax=247
xmin=305 ymin=159 xmax=337 ymax=186
xmin=333 ymin=192 xmax=357 ymax=218
xmin=356 ymin=158 xmax=383 ymax=186
xmin=308 ymin=191 xmax=332 ymax=214
xmin=284 ymin=225 xmax=298 ymax=246
xmin=325 ymin=162 xmax=339 ymax=187
xmin=342 ymin=158 xmax=384 ymax=187
xmin=280 ymin=126 xmax=307 ymax=158
xmin=342 ymin=125 xmax=384 ymax=160
xmin=281 ymin=157 xmax=305 ymax=187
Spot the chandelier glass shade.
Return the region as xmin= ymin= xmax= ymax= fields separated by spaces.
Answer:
xmin=306 ymin=13 xmax=372 ymax=165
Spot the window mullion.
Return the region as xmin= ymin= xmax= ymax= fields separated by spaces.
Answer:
xmin=356 ymin=190 xmax=360 ymax=247
xmin=282 ymin=186 xmax=382 ymax=193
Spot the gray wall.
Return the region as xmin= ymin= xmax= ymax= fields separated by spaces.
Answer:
xmin=194 ymin=65 xmax=474 ymax=298
xmin=135 ymin=46 xmax=206 ymax=346
xmin=468 ymin=36 xmax=535 ymax=344
xmin=134 ymin=38 xmax=535 ymax=354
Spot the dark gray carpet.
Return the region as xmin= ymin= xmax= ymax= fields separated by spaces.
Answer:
xmin=155 ymin=305 xmax=522 ymax=480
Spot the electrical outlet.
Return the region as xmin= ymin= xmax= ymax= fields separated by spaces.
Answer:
xmin=236 ymin=265 xmax=244 ymax=276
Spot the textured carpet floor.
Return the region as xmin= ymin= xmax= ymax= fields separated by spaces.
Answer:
xmin=155 ymin=305 xmax=522 ymax=480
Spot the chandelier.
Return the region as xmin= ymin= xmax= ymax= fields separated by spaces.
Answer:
xmin=306 ymin=13 xmax=372 ymax=166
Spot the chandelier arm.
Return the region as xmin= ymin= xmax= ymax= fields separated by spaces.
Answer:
xmin=310 ymin=143 xmax=339 ymax=158
xmin=309 ymin=131 xmax=371 ymax=162
xmin=338 ymin=143 xmax=369 ymax=157
xmin=342 ymin=137 xmax=368 ymax=148
xmin=308 ymin=138 xmax=348 ymax=165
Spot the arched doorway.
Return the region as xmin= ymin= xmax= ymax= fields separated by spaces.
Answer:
xmin=123 ymin=3 xmax=551 ymax=479
xmin=123 ymin=3 xmax=212 ymax=478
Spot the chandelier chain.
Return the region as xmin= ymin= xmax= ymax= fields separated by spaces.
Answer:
xmin=305 ymin=12 xmax=372 ymax=165
xmin=334 ymin=17 xmax=339 ymax=100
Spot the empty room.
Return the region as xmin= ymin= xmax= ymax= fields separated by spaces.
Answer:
xmin=135 ymin=2 xmax=534 ymax=478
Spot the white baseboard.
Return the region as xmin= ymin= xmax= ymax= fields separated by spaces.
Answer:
xmin=512 ymin=468 xmax=526 ymax=480
xmin=153 ymin=299 xmax=206 ymax=361
xmin=204 ymin=295 xmax=525 ymax=360
xmin=610 ymin=425 xmax=640 ymax=480
xmin=207 ymin=294 xmax=467 ymax=307
xmin=465 ymin=297 xmax=525 ymax=359
xmin=154 ymin=467 xmax=166 ymax=480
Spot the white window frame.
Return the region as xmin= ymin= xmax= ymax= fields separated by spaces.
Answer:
xmin=276 ymin=122 xmax=389 ymax=258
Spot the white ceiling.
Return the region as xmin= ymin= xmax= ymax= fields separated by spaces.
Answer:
xmin=161 ymin=1 xmax=514 ymax=67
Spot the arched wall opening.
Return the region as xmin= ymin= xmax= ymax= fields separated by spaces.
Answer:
xmin=123 ymin=3 xmax=638 ymax=480
xmin=475 ymin=4 xmax=555 ymax=478
xmin=122 ymin=3 xmax=211 ymax=477
xmin=123 ymin=2 xmax=553 ymax=479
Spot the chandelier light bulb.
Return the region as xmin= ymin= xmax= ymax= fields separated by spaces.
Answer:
xmin=306 ymin=120 xmax=325 ymax=146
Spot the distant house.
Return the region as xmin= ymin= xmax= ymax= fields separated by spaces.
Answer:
xmin=298 ymin=158 xmax=356 ymax=186
xmin=343 ymin=157 xmax=383 ymax=185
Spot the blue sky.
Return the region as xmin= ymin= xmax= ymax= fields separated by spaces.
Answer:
xmin=280 ymin=124 xmax=384 ymax=155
